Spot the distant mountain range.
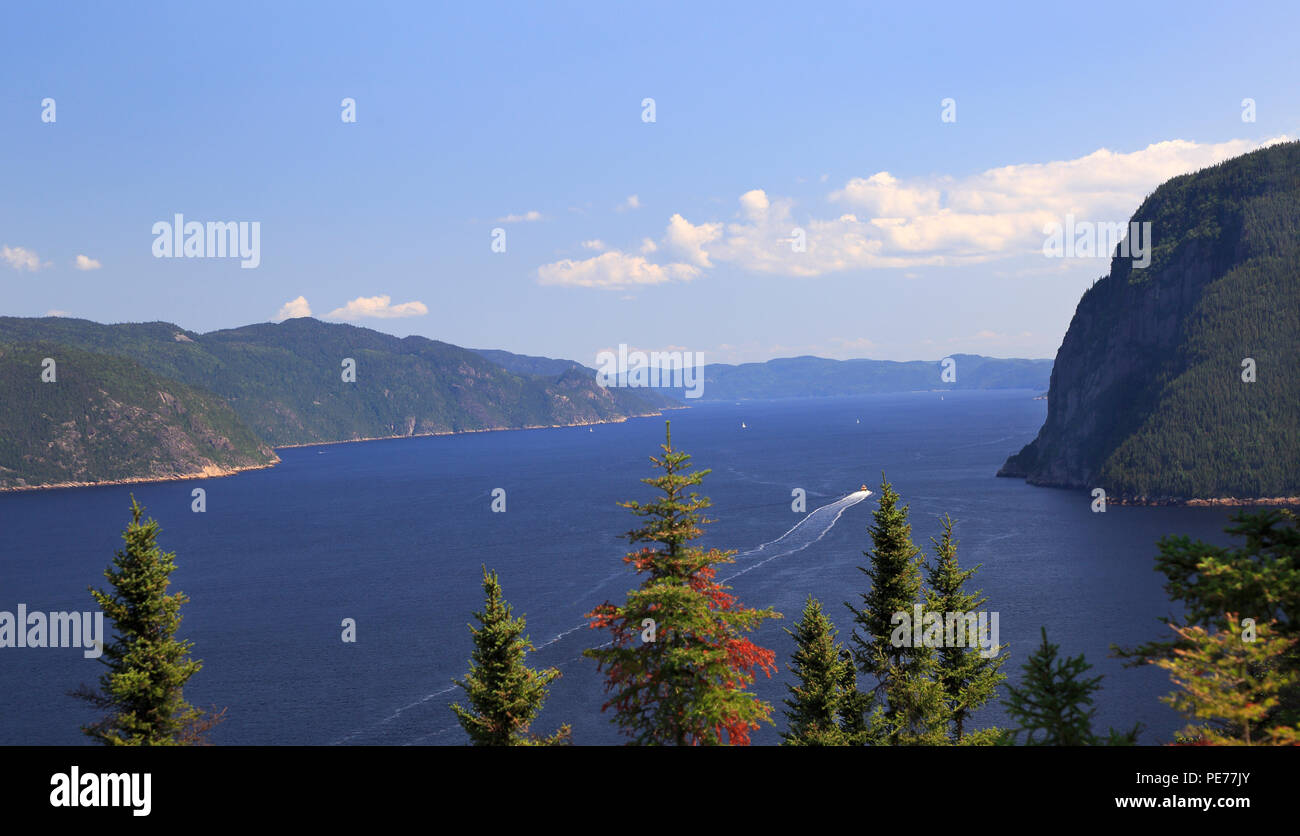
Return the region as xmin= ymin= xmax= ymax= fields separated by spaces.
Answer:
xmin=473 ymin=348 xmax=1053 ymax=400
xmin=660 ymin=354 xmax=1051 ymax=400
xmin=0 ymin=317 xmax=671 ymax=490
xmin=999 ymin=140 xmax=1300 ymax=502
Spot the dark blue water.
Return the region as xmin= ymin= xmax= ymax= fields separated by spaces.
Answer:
xmin=0 ymin=391 xmax=1242 ymax=745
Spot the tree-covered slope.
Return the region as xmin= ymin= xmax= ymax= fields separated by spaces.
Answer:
xmin=999 ymin=140 xmax=1300 ymax=500
xmin=0 ymin=317 xmax=669 ymax=449
xmin=0 ymin=342 xmax=277 ymax=489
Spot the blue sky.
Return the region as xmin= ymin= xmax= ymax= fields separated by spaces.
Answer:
xmin=2 ymin=1 xmax=1297 ymax=364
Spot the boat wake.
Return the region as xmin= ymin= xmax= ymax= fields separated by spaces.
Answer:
xmin=725 ymin=489 xmax=871 ymax=580
xmin=332 ymin=489 xmax=872 ymax=744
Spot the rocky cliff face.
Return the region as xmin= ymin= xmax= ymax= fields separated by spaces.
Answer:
xmin=999 ymin=141 xmax=1300 ymax=501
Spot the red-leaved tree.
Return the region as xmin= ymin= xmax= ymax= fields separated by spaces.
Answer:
xmin=586 ymin=422 xmax=780 ymax=745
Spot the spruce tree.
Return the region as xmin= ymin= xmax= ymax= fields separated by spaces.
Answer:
xmin=846 ymin=476 xmax=947 ymax=744
xmin=848 ymin=477 xmax=925 ymax=681
xmin=451 ymin=566 xmax=569 ymax=745
xmin=586 ymin=422 xmax=780 ymax=745
xmin=782 ymin=597 xmax=855 ymax=745
xmin=925 ymin=515 xmax=1006 ymax=742
xmin=73 ymin=497 xmax=221 ymax=745
xmin=1003 ymin=628 xmax=1139 ymax=745
xmin=1156 ymin=614 xmax=1299 ymax=746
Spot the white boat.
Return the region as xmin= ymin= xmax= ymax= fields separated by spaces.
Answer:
xmin=741 ymin=422 xmax=747 ymax=428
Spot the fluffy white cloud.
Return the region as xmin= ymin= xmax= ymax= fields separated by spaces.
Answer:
xmin=832 ymin=172 xmax=941 ymax=217
xmin=325 ymin=294 xmax=428 ymax=320
xmin=581 ymin=239 xmax=606 ymax=251
xmin=544 ymin=135 xmax=1290 ymax=284
xmin=537 ymin=251 xmax=699 ymax=289
xmin=497 ymin=210 xmax=542 ymax=223
xmin=664 ymin=213 xmax=722 ymax=268
xmin=276 ymin=295 xmax=313 ymax=320
xmin=74 ymin=254 xmax=102 ymax=270
xmin=617 ymin=194 xmax=641 ymax=212
xmin=2 ymin=245 xmax=45 ymax=271
xmin=738 ymin=189 xmax=771 ymax=220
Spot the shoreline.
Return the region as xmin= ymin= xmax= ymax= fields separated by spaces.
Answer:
xmin=1108 ymin=496 xmax=1300 ymax=508
xmin=271 ymin=409 xmax=675 ymax=450
xmin=0 ymin=460 xmax=281 ymax=494
xmin=0 ymin=409 xmax=678 ymax=494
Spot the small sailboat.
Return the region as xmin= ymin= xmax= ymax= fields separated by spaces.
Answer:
xmin=741 ymin=422 xmax=747 ymax=429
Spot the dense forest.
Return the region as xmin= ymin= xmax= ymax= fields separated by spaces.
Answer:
xmin=0 ymin=317 xmax=672 ymax=488
xmin=1000 ymin=141 xmax=1300 ymax=501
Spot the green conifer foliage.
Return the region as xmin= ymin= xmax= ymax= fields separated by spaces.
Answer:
xmin=1003 ymin=628 xmax=1139 ymax=745
xmin=74 ymin=497 xmax=221 ymax=745
xmin=846 ymin=476 xmax=948 ymax=744
xmin=451 ymin=566 xmax=570 ymax=745
xmin=782 ymin=597 xmax=855 ymax=745
xmin=925 ymin=515 xmax=1006 ymax=742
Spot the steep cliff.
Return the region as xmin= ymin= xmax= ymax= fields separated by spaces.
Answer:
xmin=998 ymin=141 xmax=1300 ymax=501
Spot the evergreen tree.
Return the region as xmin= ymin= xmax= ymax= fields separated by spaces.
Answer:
xmin=849 ymin=477 xmax=925 ymax=682
xmin=451 ymin=566 xmax=569 ymax=745
xmin=846 ymin=476 xmax=947 ymax=744
xmin=1115 ymin=508 xmax=1300 ymax=734
xmin=1156 ymin=614 xmax=1299 ymax=746
xmin=1003 ymin=628 xmax=1139 ymax=745
xmin=870 ymin=658 xmax=952 ymax=745
xmin=782 ymin=597 xmax=855 ymax=745
xmin=925 ymin=515 xmax=1006 ymax=742
xmin=586 ymin=422 xmax=780 ymax=745
xmin=73 ymin=497 xmax=221 ymax=745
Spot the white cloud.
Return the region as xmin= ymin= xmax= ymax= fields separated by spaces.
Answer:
xmin=545 ymin=136 xmax=1289 ymax=283
xmin=832 ymin=172 xmax=941 ymax=217
xmin=74 ymin=254 xmax=102 ymax=270
xmin=537 ymin=251 xmax=699 ymax=289
xmin=2 ymin=245 xmax=45 ymax=271
xmin=738 ymin=189 xmax=771 ymax=220
xmin=581 ymin=239 xmax=606 ymax=251
xmin=45 ymin=309 xmax=71 ymax=317
xmin=664 ymin=213 xmax=722 ymax=268
xmin=276 ymin=295 xmax=313 ymax=320
xmin=616 ymin=194 xmax=641 ymax=212
xmin=325 ymin=294 xmax=428 ymax=320
xmin=497 ymin=210 xmax=543 ymax=223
